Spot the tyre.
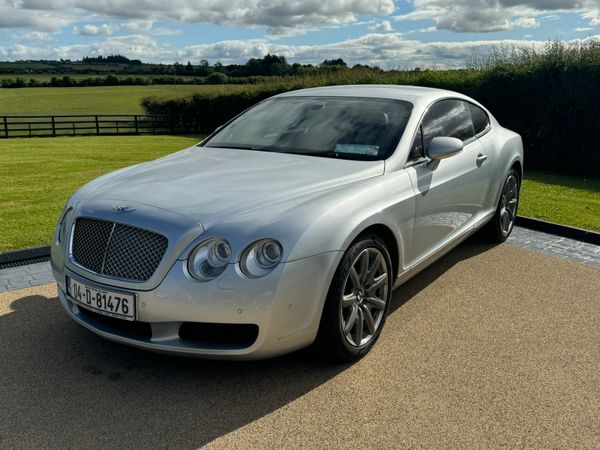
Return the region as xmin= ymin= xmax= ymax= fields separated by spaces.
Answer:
xmin=482 ymin=168 xmax=520 ymax=242
xmin=315 ymin=235 xmax=393 ymax=361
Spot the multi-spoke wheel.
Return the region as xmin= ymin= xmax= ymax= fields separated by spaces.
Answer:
xmin=315 ymin=235 xmax=393 ymax=361
xmin=341 ymin=247 xmax=389 ymax=347
xmin=482 ymin=168 xmax=520 ymax=242
xmin=499 ymin=174 xmax=518 ymax=236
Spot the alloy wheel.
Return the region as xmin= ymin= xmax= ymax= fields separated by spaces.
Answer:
xmin=499 ymin=174 xmax=519 ymax=236
xmin=340 ymin=247 xmax=389 ymax=347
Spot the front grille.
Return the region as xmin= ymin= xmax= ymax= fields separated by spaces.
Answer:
xmin=71 ymin=217 xmax=168 ymax=281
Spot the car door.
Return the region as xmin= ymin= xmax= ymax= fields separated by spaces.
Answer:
xmin=405 ymin=99 xmax=493 ymax=266
xmin=467 ymin=102 xmax=497 ymax=215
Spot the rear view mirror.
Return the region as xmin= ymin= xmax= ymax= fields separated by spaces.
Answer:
xmin=426 ymin=137 xmax=463 ymax=160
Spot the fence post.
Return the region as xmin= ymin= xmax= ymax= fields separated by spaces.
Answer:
xmin=28 ymin=123 xmax=32 ymax=137
xmin=134 ymin=115 xmax=139 ymax=134
xmin=3 ymin=117 xmax=7 ymax=138
xmin=72 ymin=122 xmax=76 ymax=136
xmin=51 ymin=116 xmax=56 ymax=136
xmin=95 ymin=116 xmax=99 ymax=135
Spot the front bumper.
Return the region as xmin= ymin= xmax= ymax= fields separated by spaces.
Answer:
xmin=54 ymin=251 xmax=341 ymax=360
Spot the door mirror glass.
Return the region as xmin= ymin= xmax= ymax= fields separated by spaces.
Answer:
xmin=426 ymin=136 xmax=463 ymax=160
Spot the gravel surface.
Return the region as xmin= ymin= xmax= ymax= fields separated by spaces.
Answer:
xmin=1 ymin=242 xmax=599 ymax=449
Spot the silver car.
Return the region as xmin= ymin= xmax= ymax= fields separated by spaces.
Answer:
xmin=51 ymin=85 xmax=523 ymax=360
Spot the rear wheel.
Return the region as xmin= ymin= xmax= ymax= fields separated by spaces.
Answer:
xmin=483 ymin=168 xmax=520 ymax=242
xmin=315 ymin=235 xmax=393 ymax=361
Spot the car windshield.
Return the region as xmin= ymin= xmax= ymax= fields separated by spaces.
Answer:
xmin=202 ymin=96 xmax=413 ymax=161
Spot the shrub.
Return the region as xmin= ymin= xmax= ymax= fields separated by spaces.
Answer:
xmin=206 ymin=72 xmax=229 ymax=84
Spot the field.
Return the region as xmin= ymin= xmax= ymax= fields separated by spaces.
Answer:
xmin=1 ymin=136 xmax=598 ymax=253
xmin=0 ymin=73 xmax=204 ymax=83
xmin=0 ymin=135 xmax=202 ymax=252
xmin=520 ymin=171 xmax=600 ymax=232
xmin=0 ymin=85 xmax=251 ymax=115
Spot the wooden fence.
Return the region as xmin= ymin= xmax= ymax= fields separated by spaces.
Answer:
xmin=0 ymin=115 xmax=200 ymax=138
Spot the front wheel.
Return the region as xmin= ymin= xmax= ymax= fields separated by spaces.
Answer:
xmin=482 ymin=168 xmax=520 ymax=242
xmin=315 ymin=235 xmax=393 ymax=361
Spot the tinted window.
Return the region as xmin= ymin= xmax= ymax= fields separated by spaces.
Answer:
xmin=408 ymin=126 xmax=424 ymax=161
xmin=469 ymin=103 xmax=490 ymax=135
xmin=421 ymin=99 xmax=475 ymax=149
xmin=204 ymin=96 xmax=413 ymax=161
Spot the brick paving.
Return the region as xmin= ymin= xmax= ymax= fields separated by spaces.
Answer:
xmin=0 ymin=261 xmax=54 ymax=293
xmin=0 ymin=226 xmax=598 ymax=294
xmin=507 ymin=226 xmax=600 ymax=269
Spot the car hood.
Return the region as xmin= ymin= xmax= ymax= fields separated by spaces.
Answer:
xmin=80 ymin=146 xmax=385 ymax=229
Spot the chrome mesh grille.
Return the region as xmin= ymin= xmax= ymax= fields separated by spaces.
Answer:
xmin=71 ymin=217 xmax=168 ymax=281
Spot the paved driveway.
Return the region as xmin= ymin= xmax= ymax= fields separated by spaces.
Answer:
xmin=1 ymin=241 xmax=599 ymax=449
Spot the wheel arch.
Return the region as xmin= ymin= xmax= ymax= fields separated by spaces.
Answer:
xmin=353 ymin=223 xmax=400 ymax=282
xmin=511 ymin=160 xmax=523 ymax=184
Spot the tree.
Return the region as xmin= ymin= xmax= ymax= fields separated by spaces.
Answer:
xmin=321 ymin=58 xmax=347 ymax=67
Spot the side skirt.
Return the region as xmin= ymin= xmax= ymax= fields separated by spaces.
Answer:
xmin=392 ymin=211 xmax=495 ymax=289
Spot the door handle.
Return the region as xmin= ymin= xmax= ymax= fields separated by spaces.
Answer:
xmin=476 ymin=153 xmax=488 ymax=165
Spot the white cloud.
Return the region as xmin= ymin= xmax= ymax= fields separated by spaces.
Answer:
xmin=74 ymin=23 xmax=119 ymax=36
xmin=122 ymin=20 xmax=182 ymax=36
xmin=394 ymin=0 xmax=600 ymax=33
xmin=0 ymin=32 xmax=560 ymax=67
xmin=123 ymin=20 xmax=155 ymax=32
xmin=11 ymin=0 xmax=395 ymax=34
xmin=0 ymin=2 xmax=72 ymax=32
xmin=3 ymin=33 xmax=600 ymax=68
xmin=57 ymin=34 xmax=171 ymax=60
xmin=369 ymin=20 xmax=394 ymax=32
xmin=20 ymin=31 xmax=54 ymax=41
xmin=174 ymin=34 xmax=598 ymax=68
xmin=575 ymin=26 xmax=594 ymax=31
xmin=582 ymin=9 xmax=600 ymax=26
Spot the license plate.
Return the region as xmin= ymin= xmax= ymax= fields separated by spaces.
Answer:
xmin=66 ymin=276 xmax=136 ymax=321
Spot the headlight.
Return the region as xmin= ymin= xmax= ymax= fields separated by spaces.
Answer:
xmin=240 ymin=239 xmax=283 ymax=278
xmin=187 ymin=238 xmax=232 ymax=281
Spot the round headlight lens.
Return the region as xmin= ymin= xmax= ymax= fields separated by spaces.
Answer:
xmin=240 ymin=239 xmax=283 ymax=278
xmin=187 ymin=238 xmax=232 ymax=281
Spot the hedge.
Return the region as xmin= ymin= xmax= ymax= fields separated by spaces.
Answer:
xmin=142 ymin=40 xmax=600 ymax=176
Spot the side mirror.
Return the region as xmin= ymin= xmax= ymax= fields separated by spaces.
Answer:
xmin=426 ymin=137 xmax=463 ymax=161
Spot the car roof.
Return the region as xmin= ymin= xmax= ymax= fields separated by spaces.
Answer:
xmin=275 ymin=84 xmax=472 ymax=109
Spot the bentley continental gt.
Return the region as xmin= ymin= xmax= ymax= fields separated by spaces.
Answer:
xmin=51 ymin=85 xmax=523 ymax=360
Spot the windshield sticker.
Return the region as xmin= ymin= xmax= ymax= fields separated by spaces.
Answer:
xmin=335 ymin=144 xmax=380 ymax=156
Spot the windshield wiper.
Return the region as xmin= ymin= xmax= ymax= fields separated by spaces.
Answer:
xmin=204 ymin=144 xmax=257 ymax=150
xmin=204 ymin=145 xmax=372 ymax=161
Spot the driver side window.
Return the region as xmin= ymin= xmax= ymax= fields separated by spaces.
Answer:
xmin=422 ymin=99 xmax=475 ymax=151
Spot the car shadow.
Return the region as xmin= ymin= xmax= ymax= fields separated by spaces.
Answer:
xmin=0 ymin=237 xmax=497 ymax=449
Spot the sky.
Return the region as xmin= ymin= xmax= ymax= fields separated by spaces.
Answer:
xmin=1 ymin=0 xmax=599 ymax=68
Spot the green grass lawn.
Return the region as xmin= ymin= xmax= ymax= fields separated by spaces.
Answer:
xmin=0 ymin=135 xmax=202 ymax=252
xmin=519 ymin=170 xmax=600 ymax=232
xmin=1 ymin=136 xmax=598 ymax=253
xmin=0 ymin=85 xmax=251 ymax=115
